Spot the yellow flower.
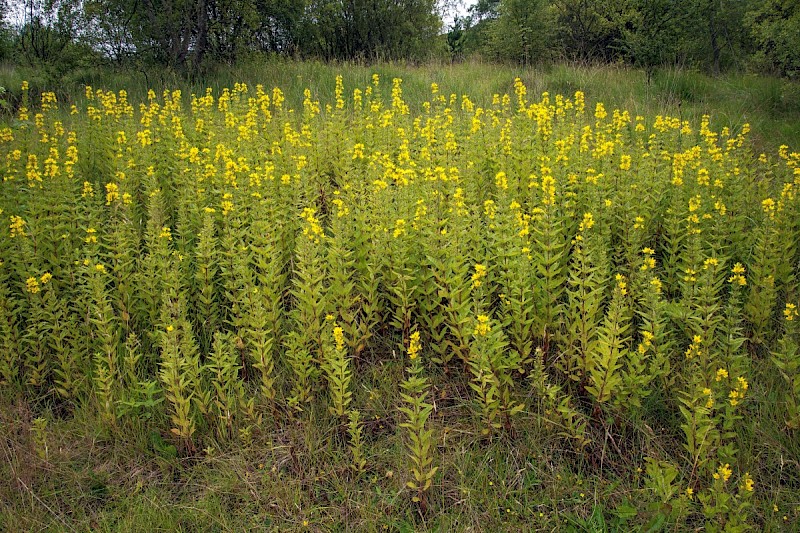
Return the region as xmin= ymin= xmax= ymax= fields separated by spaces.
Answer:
xmin=729 ymin=389 xmax=740 ymax=406
xmin=26 ymin=276 xmax=40 ymax=294
xmin=9 ymin=215 xmax=26 ymax=238
xmin=159 ymin=227 xmax=172 ymax=240
xmin=105 ymin=182 xmax=120 ymax=205
xmin=615 ymin=273 xmax=628 ymax=296
xmin=713 ymin=463 xmax=732 ymax=482
xmin=40 ymin=272 xmax=52 ymax=285
xmin=166 ymin=325 xmax=175 ymax=332
xmin=495 ymin=171 xmax=508 ymax=190
xmin=737 ymin=376 xmax=748 ymax=392
xmin=393 ymin=219 xmax=406 ymax=238
xmin=408 ymin=331 xmax=421 ymax=360
xmin=785 ymin=303 xmax=798 ymax=321
xmin=650 ymin=277 xmax=663 ymax=293
xmin=484 ymin=199 xmax=496 ymax=219
xmin=640 ymin=256 xmax=656 ymax=271
xmin=333 ymin=326 xmax=345 ymax=352
xmin=474 ymin=315 xmax=491 ymax=337
xmin=471 ymin=264 xmax=487 ymax=289
xmin=762 ymin=197 xmax=776 ymax=218
xmin=686 ymin=487 xmax=694 ymax=499
xmin=715 ymin=368 xmax=729 ymax=381
xmin=579 ymin=212 xmax=594 ymax=232
xmin=594 ymin=102 xmax=607 ymax=120
xmin=300 ymin=207 xmax=324 ymax=241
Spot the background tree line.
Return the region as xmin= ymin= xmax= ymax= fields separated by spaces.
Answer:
xmin=1 ymin=0 xmax=798 ymax=79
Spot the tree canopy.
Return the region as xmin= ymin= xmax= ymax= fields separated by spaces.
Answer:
xmin=3 ymin=0 xmax=799 ymax=78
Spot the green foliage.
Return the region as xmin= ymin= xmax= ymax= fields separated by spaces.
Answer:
xmin=398 ymin=331 xmax=438 ymax=510
xmin=487 ymin=0 xmax=553 ymax=64
xmin=552 ymin=0 xmax=634 ymax=62
xmin=621 ymin=0 xmax=694 ymax=81
xmin=746 ymin=0 xmax=800 ymax=77
xmin=347 ymin=409 xmax=367 ymax=475
xmin=1 ymin=70 xmax=798 ymax=531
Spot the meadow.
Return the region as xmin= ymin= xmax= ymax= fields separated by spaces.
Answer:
xmin=1 ymin=63 xmax=799 ymax=531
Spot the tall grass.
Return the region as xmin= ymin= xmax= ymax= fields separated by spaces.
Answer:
xmin=2 ymin=57 xmax=799 ymax=151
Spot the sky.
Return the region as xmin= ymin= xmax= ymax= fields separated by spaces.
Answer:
xmin=441 ymin=0 xmax=475 ymax=27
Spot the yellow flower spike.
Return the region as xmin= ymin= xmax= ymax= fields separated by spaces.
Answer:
xmin=495 ymin=171 xmax=508 ymax=190
xmin=594 ymin=102 xmax=607 ymax=121
xmin=471 ymin=265 xmax=487 ymax=289
xmin=714 ymin=463 xmax=732 ymax=482
xmin=474 ymin=315 xmax=491 ymax=337
xmin=9 ymin=215 xmax=26 ymax=238
xmin=333 ymin=326 xmax=345 ymax=352
xmin=40 ymin=272 xmax=52 ymax=285
xmin=484 ymin=199 xmax=496 ymax=219
xmin=579 ymin=212 xmax=594 ymax=232
xmin=615 ymin=274 xmax=628 ymax=296
xmin=26 ymin=277 xmax=40 ymax=294
xmin=541 ymin=174 xmax=556 ymax=206
xmin=392 ymin=219 xmax=406 ymax=238
xmin=407 ymin=331 xmax=421 ymax=360
xmin=715 ymin=368 xmax=729 ymax=382
xmin=762 ymin=197 xmax=776 ymax=218
xmin=737 ymin=376 xmax=748 ymax=392
xmin=105 ymin=182 xmax=120 ymax=205
xmin=697 ymin=168 xmax=710 ymax=186
xmin=741 ymin=473 xmax=754 ymax=492
xmin=650 ymin=277 xmax=663 ymax=294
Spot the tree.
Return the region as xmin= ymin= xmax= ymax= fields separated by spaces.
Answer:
xmin=487 ymin=0 xmax=552 ymax=64
xmin=18 ymin=0 xmax=80 ymax=64
xmin=622 ymin=0 xmax=694 ymax=82
xmin=746 ymin=0 xmax=800 ymax=77
xmin=299 ymin=0 xmax=441 ymax=61
xmin=551 ymin=0 xmax=635 ymax=61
